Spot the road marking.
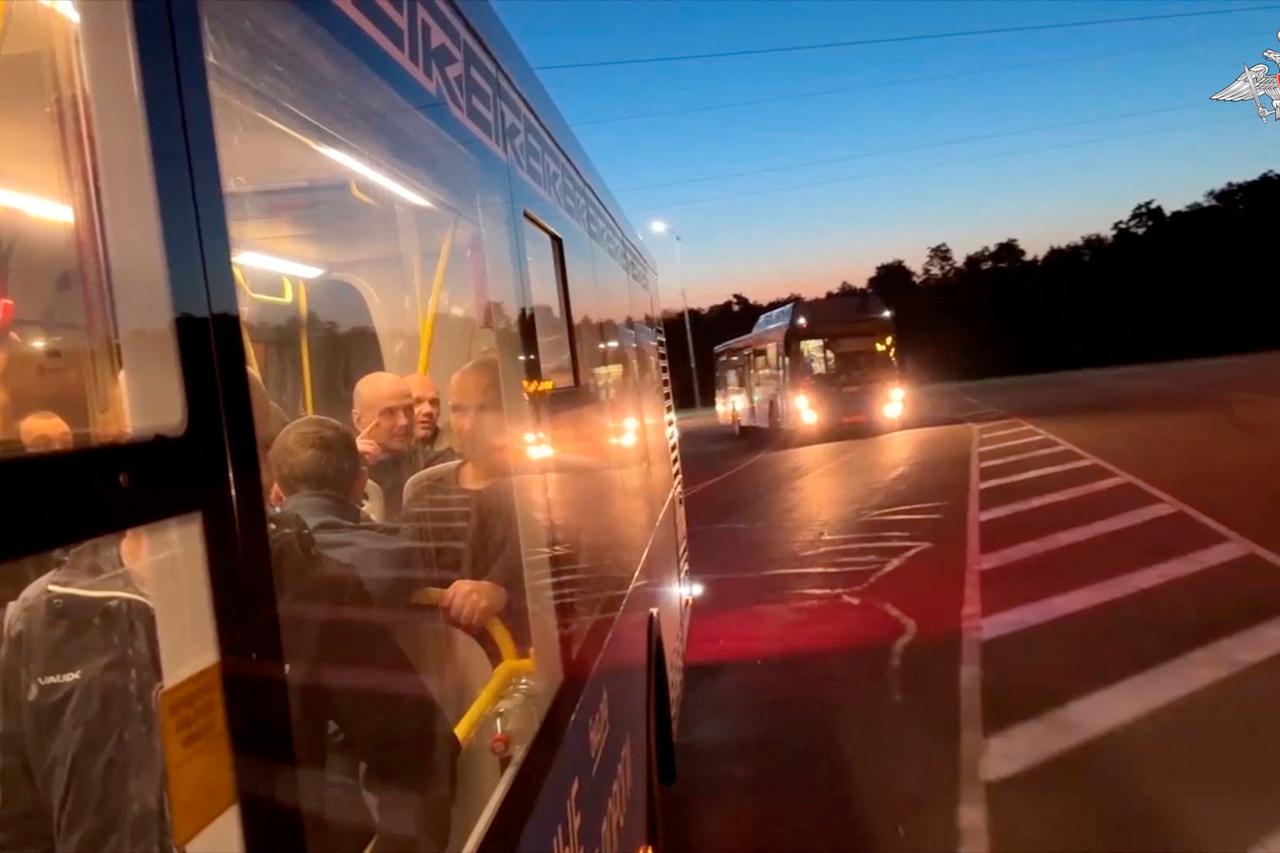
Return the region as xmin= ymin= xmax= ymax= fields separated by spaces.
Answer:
xmin=980 ymin=458 xmax=1093 ymax=489
xmin=982 ymin=611 xmax=1280 ymax=782
xmin=958 ymin=425 xmax=990 ymax=853
xmin=980 ymin=503 xmax=1175 ymax=571
xmin=979 ymin=434 xmax=1050 ymax=453
xmin=799 ymin=541 xmax=929 ymax=557
xmin=975 ymin=419 xmax=1015 ymax=431
xmin=978 ymin=445 xmax=1071 ymax=469
xmin=1014 ymin=423 xmax=1280 ymax=571
xmin=979 ymin=425 xmax=1034 ymax=439
xmin=981 ymin=541 xmax=1249 ymax=640
xmin=979 ymin=477 xmax=1126 ymax=521
xmin=684 ymin=447 xmax=770 ymax=496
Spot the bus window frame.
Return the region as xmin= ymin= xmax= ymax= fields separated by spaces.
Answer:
xmin=519 ymin=211 xmax=580 ymax=392
xmin=0 ymin=3 xmax=306 ymax=851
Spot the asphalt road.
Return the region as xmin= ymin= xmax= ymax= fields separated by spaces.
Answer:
xmin=663 ymin=351 xmax=1280 ymax=853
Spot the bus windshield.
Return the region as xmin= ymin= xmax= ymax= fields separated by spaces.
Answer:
xmin=798 ymin=336 xmax=896 ymax=384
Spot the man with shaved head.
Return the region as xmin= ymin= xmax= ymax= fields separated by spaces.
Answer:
xmin=402 ymin=357 xmax=521 ymax=641
xmin=351 ymin=371 xmax=416 ymax=519
xmin=403 ymin=372 xmax=456 ymax=470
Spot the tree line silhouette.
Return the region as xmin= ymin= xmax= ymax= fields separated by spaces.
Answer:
xmin=661 ymin=170 xmax=1280 ymax=409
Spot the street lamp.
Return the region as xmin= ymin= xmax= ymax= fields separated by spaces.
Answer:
xmin=648 ymin=219 xmax=702 ymax=409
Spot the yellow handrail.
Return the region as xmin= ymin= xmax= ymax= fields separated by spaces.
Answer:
xmin=417 ymin=219 xmax=457 ymax=375
xmin=411 ymin=586 xmax=533 ymax=745
xmin=232 ymin=265 xmax=294 ymax=304
xmin=296 ymin=279 xmax=314 ymax=415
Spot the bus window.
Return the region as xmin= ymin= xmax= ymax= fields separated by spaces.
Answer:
xmin=0 ymin=0 xmax=185 ymax=457
xmin=522 ymin=215 xmax=576 ymax=390
xmin=0 ymin=514 xmax=236 ymax=852
xmin=800 ymin=336 xmax=895 ymax=383
xmin=199 ymin=1 xmax=563 ymax=849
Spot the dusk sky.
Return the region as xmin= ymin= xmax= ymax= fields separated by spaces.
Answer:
xmin=491 ymin=1 xmax=1280 ymax=309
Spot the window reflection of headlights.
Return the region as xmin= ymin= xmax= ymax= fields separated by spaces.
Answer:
xmin=888 ymin=386 xmax=906 ymax=402
xmin=800 ymin=408 xmax=819 ymax=425
xmin=882 ymin=400 xmax=904 ymax=420
xmin=793 ymin=393 xmax=810 ymax=410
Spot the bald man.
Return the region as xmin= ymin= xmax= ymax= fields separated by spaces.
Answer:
xmin=18 ymin=411 xmax=72 ymax=453
xmin=403 ymin=373 xmax=456 ymax=470
xmin=402 ymin=357 xmax=523 ymax=643
xmin=352 ymin=372 xmax=416 ymax=519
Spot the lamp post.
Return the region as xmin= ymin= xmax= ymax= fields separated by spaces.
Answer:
xmin=648 ymin=220 xmax=702 ymax=409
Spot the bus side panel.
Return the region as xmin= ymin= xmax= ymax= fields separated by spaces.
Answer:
xmin=515 ymin=528 xmax=680 ymax=853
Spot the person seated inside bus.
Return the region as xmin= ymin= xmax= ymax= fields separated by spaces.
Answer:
xmin=352 ymin=371 xmax=418 ymax=521
xmin=266 ymin=415 xmax=465 ymax=850
xmin=402 ymin=356 xmax=526 ymax=645
xmin=404 ymin=372 xmax=458 ymax=471
xmin=17 ymin=410 xmax=73 ymax=453
xmin=0 ymin=528 xmax=170 ymax=852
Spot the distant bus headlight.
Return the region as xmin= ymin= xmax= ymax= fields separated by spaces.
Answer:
xmin=889 ymin=386 xmax=906 ymax=402
xmin=800 ymin=408 xmax=819 ymax=425
xmin=882 ymin=400 xmax=904 ymax=420
xmin=793 ymin=393 xmax=810 ymax=410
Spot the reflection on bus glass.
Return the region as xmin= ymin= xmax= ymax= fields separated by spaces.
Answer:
xmin=0 ymin=0 xmax=184 ymax=458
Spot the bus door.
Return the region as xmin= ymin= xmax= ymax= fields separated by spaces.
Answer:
xmin=0 ymin=2 xmax=301 ymax=851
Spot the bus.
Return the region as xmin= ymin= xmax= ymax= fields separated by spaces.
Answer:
xmin=714 ymin=293 xmax=906 ymax=434
xmin=0 ymin=1 xmax=690 ymax=850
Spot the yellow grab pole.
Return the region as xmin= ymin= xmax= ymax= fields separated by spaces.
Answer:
xmin=417 ymin=219 xmax=457 ymax=375
xmin=296 ymin=278 xmax=314 ymax=414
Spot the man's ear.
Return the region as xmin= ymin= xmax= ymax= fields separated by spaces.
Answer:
xmin=350 ymin=466 xmax=369 ymax=505
xmin=351 ymin=408 xmax=363 ymax=431
xmin=269 ymin=482 xmax=286 ymax=508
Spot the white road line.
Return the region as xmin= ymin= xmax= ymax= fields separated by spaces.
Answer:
xmin=980 ymin=503 xmax=1175 ymax=571
xmin=976 ymin=419 xmax=1015 ymax=432
xmin=978 ymin=425 xmax=1034 ymax=439
xmin=799 ymin=541 xmax=929 ymax=557
xmin=979 ymin=445 xmax=1071 ymax=469
xmin=1016 ymin=424 xmax=1280 ymax=571
xmin=684 ymin=448 xmax=769 ymax=496
xmin=983 ymin=611 xmax=1280 ymax=782
xmin=979 ymin=477 xmax=1126 ymax=521
xmin=958 ymin=426 xmax=990 ymax=852
xmin=981 ymin=541 xmax=1249 ymax=640
xmin=979 ymin=434 xmax=1050 ymax=453
xmin=980 ymin=459 xmax=1093 ymax=489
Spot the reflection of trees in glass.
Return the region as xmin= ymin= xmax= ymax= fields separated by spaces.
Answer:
xmin=661 ymin=170 xmax=1280 ymax=407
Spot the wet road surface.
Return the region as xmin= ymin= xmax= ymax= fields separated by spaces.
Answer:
xmin=663 ymin=351 xmax=1280 ymax=852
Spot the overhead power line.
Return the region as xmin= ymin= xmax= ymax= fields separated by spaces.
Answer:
xmin=535 ymin=4 xmax=1280 ymax=71
xmin=571 ymin=34 xmax=1229 ymax=128
xmin=638 ymin=116 xmax=1236 ymax=213
xmin=618 ymin=104 xmax=1198 ymax=193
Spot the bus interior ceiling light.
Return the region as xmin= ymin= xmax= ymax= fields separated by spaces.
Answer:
xmin=232 ymin=251 xmax=325 ymax=279
xmin=0 ymin=188 xmax=74 ymax=223
xmin=38 ymin=0 xmax=80 ymax=24
xmin=316 ymin=146 xmax=433 ymax=207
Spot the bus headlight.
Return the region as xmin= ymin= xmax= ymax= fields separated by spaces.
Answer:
xmin=793 ymin=393 xmax=811 ymax=410
xmin=881 ymin=400 xmax=904 ymax=420
xmin=800 ymin=408 xmax=819 ymax=425
xmin=888 ymin=386 xmax=906 ymax=402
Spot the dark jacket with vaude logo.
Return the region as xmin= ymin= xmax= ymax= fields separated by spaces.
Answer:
xmin=0 ymin=538 xmax=171 ymax=853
